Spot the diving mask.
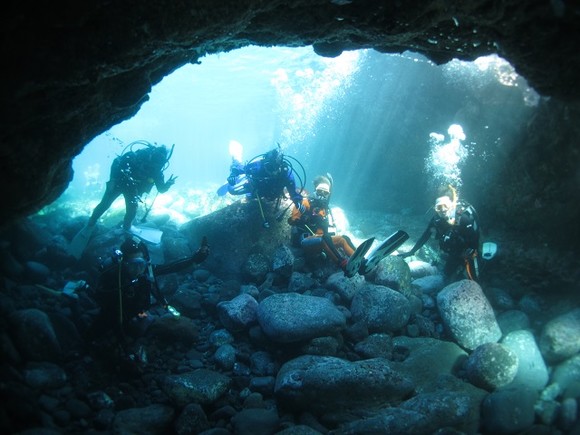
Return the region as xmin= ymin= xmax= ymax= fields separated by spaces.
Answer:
xmin=314 ymin=183 xmax=331 ymax=201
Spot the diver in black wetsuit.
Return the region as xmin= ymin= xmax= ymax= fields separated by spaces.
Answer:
xmin=399 ymin=185 xmax=480 ymax=282
xmin=226 ymin=146 xmax=305 ymax=209
xmin=88 ymin=235 xmax=209 ymax=347
xmin=88 ymin=141 xmax=177 ymax=231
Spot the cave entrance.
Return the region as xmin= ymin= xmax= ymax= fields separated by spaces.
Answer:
xmin=48 ymin=46 xmax=538 ymax=226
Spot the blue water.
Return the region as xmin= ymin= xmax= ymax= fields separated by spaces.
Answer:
xmin=58 ymin=46 xmax=537 ymax=225
xmin=69 ymin=47 xmax=362 ymax=191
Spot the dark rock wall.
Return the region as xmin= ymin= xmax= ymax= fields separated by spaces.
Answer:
xmin=484 ymin=100 xmax=580 ymax=249
xmin=2 ymin=0 xmax=579 ymax=253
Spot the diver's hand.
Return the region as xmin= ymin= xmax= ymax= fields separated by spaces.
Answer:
xmin=166 ymin=174 xmax=177 ymax=188
xmin=227 ymin=175 xmax=237 ymax=185
xmin=398 ymin=251 xmax=411 ymax=259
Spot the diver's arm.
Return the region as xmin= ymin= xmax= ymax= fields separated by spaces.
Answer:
xmin=154 ymin=171 xmax=176 ymax=193
xmin=285 ymin=169 xmax=303 ymax=204
xmin=153 ymin=255 xmax=202 ymax=275
xmin=321 ymin=233 xmax=345 ymax=263
xmin=149 ymin=278 xmax=168 ymax=307
xmin=404 ymin=220 xmax=435 ymax=256
xmin=153 ymin=237 xmax=209 ymax=276
xmin=288 ymin=198 xmax=310 ymax=225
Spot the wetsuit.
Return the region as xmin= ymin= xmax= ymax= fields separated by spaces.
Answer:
xmin=406 ymin=200 xmax=480 ymax=281
xmin=88 ymin=147 xmax=174 ymax=230
xmin=288 ymin=196 xmax=356 ymax=268
xmin=227 ymin=158 xmax=302 ymax=205
xmin=90 ymin=243 xmax=209 ymax=341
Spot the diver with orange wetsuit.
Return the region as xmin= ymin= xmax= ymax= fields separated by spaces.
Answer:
xmin=288 ymin=174 xmax=356 ymax=271
xmin=399 ymin=185 xmax=480 ymax=282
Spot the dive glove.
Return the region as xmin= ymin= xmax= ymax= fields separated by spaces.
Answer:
xmin=166 ymin=174 xmax=177 ymax=187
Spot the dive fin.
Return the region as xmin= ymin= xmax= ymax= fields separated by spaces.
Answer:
xmin=130 ymin=225 xmax=163 ymax=244
xmin=359 ymin=230 xmax=409 ymax=275
xmin=344 ymin=237 xmax=375 ymax=278
xmin=68 ymin=225 xmax=96 ymax=259
xmin=217 ymin=183 xmax=230 ymax=197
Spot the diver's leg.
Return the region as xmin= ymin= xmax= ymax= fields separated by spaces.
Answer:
xmin=342 ymin=235 xmax=357 ymax=251
xmin=333 ymin=235 xmax=355 ymax=257
xmin=321 ymin=234 xmax=346 ymax=267
xmin=88 ymin=182 xmax=119 ymax=226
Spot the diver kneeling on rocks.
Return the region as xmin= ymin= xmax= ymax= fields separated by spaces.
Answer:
xmin=86 ymin=235 xmax=209 ymax=372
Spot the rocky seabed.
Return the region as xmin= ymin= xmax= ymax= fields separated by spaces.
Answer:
xmin=1 ymin=221 xmax=579 ymax=435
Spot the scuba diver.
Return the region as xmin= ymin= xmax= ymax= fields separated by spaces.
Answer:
xmin=221 ymin=144 xmax=306 ymax=227
xmin=288 ymin=174 xmax=408 ymax=277
xmin=399 ymin=185 xmax=480 ymax=282
xmin=288 ymin=174 xmax=355 ymax=270
xmin=68 ymin=141 xmax=177 ymax=259
xmin=87 ymin=235 xmax=209 ymax=365
xmin=87 ymin=140 xmax=177 ymax=231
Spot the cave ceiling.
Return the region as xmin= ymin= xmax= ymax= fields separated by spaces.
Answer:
xmin=1 ymin=0 xmax=578 ymax=227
